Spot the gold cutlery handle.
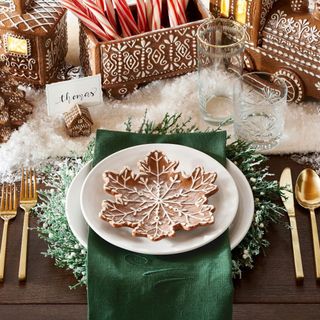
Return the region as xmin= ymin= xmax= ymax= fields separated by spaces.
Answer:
xmin=0 ymin=220 xmax=9 ymax=281
xmin=18 ymin=210 xmax=29 ymax=281
xmin=310 ymin=209 xmax=320 ymax=280
xmin=289 ymin=216 xmax=304 ymax=280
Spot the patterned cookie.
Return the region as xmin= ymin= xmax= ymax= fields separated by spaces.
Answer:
xmin=1 ymin=87 xmax=25 ymax=100
xmin=18 ymin=101 xmax=33 ymax=114
xmin=9 ymin=106 xmax=27 ymax=127
xmin=0 ymin=74 xmax=33 ymax=143
xmin=0 ymin=125 xmax=12 ymax=143
xmin=0 ymin=96 xmax=4 ymax=110
xmin=0 ymin=104 xmax=9 ymax=125
xmin=6 ymin=96 xmax=33 ymax=114
xmin=100 ymin=151 xmax=218 ymax=241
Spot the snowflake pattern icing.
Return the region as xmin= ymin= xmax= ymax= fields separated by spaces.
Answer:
xmin=100 ymin=151 xmax=218 ymax=241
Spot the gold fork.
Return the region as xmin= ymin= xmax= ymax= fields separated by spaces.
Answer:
xmin=0 ymin=184 xmax=18 ymax=281
xmin=18 ymin=168 xmax=37 ymax=281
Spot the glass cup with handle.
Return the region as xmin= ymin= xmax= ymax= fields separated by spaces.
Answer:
xmin=233 ymin=72 xmax=287 ymax=151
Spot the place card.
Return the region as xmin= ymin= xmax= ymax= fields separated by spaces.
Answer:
xmin=46 ymin=74 xmax=103 ymax=116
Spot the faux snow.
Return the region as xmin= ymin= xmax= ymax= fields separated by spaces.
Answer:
xmin=0 ymin=12 xmax=319 ymax=177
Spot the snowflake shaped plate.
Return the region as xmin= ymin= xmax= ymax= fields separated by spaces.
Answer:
xmin=80 ymin=144 xmax=239 ymax=255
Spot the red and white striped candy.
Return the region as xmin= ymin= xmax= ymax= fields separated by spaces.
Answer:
xmin=83 ymin=0 xmax=120 ymax=39
xmin=60 ymin=0 xmax=111 ymax=41
xmin=136 ymin=0 xmax=147 ymax=32
xmin=167 ymin=0 xmax=187 ymax=27
xmin=167 ymin=0 xmax=179 ymax=27
xmin=181 ymin=0 xmax=188 ymax=10
xmin=96 ymin=0 xmax=104 ymax=10
xmin=114 ymin=0 xmax=140 ymax=35
xmin=146 ymin=0 xmax=153 ymax=30
xmin=73 ymin=0 xmax=99 ymax=25
xmin=104 ymin=0 xmax=118 ymax=31
xmin=95 ymin=0 xmax=117 ymax=30
xmin=151 ymin=0 xmax=162 ymax=30
xmin=117 ymin=11 xmax=132 ymax=37
xmin=175 ymin=0 xmax=187 ymax=24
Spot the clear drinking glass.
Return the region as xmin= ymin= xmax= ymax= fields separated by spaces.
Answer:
xmin=197 ymin=18 xmax=246 ymax=125
xmin=233 ymin=72 xmax=287 ymax=151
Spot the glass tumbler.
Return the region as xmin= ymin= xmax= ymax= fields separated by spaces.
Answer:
xmin=233 ymin=72 xmax=287 ymax=151
xmin=197 ymin=18 xmax=246 ymax=125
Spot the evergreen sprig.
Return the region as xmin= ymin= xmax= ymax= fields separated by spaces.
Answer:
xmin=35 ymin=113 xmax=284 ymax=287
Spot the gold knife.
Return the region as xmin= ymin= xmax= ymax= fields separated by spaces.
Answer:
xmin=280 ymin=167 xmax=304 ymax=281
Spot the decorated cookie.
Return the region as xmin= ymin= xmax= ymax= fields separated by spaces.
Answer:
xmin=17 ymin=100 xmax=33 ymax=114
xmin=100 ymin=151 xmax=218 ymax=241
xmin=0 ymin=84 xmax=24 ymax=99
xmin=9 ymin=106 xmax=27 ymax=127
xmin=0 ymin=125 xmax=12 ymax=143
xmin=0 ymin=104 xmax=9 ymax=125
xmin=0 ymin=71 xmax=33 ymax=143
xmin=0 ymin=96 xmax=4 ymax=110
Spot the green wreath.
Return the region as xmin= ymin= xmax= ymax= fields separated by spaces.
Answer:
xmin=35 ymin=114 xmax=284 ymax=288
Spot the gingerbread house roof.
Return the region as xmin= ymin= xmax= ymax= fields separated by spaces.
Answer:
xmin=0 ymin=0 xmax=66 ymax=36
xmin=64 ymin=104 xmax=93 ymax=128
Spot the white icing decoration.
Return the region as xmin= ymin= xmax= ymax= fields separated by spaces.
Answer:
xmin=100 ymin=150 xmax=218 ymax=241
xmin=0 ymin=0 xmax=65 ymax=33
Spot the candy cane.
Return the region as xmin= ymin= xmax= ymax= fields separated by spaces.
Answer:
xmin=181 ymin=0 xmax=188 ymax=10
xmin=167 ymin=0 xmax=179 ymax=27
xmin=174 ymin=0 xmax=187 ymax=24
xmin=146 ymin=0 xmax=153 ymax=30
xmin=136 ymin=0 xmax=147 ymax=32
xmin=83 ymin=0 xmax=120 ymax=39
xmin=151 ymin=0 xmax=162 ymax=30
xmin=96 ymin=0 xmax=105 ymax=10
xmin=104 ymin=0 xmax=118 ymax=31
xmin=60 ymin=0 xmax=111 ymax=41
xmin=114 ymin=0 xmax=140 ymax=34
xmin=117 ymin=10 xmax=132 ymax=37
xmin=76 ymin=0 xmax=101 ymax=25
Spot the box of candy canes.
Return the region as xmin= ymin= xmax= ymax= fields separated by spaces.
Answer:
xmin=62 ymin=0 xmax=209 ymax=98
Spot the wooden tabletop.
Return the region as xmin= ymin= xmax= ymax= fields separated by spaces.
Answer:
xmin=0 ymin=155 xmax=320 ymax=319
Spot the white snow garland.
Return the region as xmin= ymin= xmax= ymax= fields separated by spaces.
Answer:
xmin=0 ymin=71 xmax=319 ymax=177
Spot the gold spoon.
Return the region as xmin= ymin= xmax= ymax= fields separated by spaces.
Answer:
xmin=295 ymin=168 xmax=320 ymax=280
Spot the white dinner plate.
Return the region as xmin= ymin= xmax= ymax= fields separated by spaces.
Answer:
xmin=66 ymin=157 xmax=254 ymax=251
xmin=79 ymin=144 xmax=239 ymax=255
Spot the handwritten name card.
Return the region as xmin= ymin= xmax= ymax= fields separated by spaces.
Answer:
xmin=46 ymin=75 xmax=103 ymax=116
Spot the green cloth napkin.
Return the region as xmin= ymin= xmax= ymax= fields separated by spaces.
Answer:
xmin=88 ymin=129 xmax=233 ymax=320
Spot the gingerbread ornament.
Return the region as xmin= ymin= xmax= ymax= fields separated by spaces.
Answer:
xmin=63 ymin=104 xmax=93 ymax=137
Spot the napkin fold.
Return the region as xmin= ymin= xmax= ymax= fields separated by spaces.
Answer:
xmin=88 ymin=129 xmax=233 ymax=320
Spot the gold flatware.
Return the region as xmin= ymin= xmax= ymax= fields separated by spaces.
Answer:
xmin=295 ymin=168 xmax=320 ymax=280
xmin=0 ymin=184 xmax=18 ymax=281
xmin=18 ymin=168 xmax=37 ymax=281
xmin=280 ymin=168 xmax=304 ymax=281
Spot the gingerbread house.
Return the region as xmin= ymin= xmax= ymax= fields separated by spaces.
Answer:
xmin=0 ymin=0 xmax=68 ymax=86
xmin=64 ymin=104 xmax=93 ymax=137
xmin=211 ymin=0 xmax=320 ymax=102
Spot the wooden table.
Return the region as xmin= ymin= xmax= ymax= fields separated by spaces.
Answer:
xmin=0 ymin=155 xmax=320 ymax=319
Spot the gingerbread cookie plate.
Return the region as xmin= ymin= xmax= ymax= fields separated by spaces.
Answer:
xmin=80 ymin=144 xmax=239 ymax=255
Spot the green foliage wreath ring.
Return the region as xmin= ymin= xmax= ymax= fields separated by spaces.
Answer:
xmin=34 ymin=114 xmax=284 ymax=288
